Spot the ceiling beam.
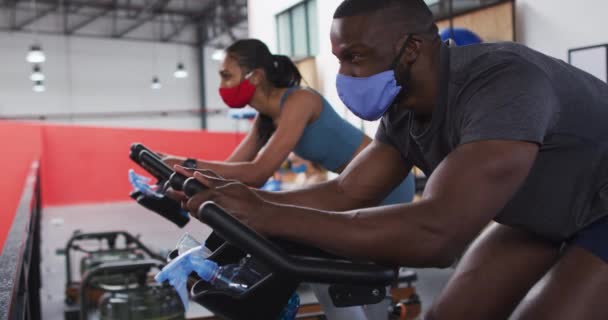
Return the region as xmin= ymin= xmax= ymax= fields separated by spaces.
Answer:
xmin=0 ymin=26 xmax=198 ymax=46
xmin=161 ymin=0 xmax=220 ymax=42
xmin=66 ymin=7 xmax=113 ymax=34
xmin=14 ymin=3 xmax=58 ymax=30
xmin=114 ymin=0 xmax=172 ymax=38
xmin=161 ymin=16 xmax=192 ymax=42
xmin=0 ymin=0 xmax=245 ymax=47
xmin=205 ymin=0 xmax=247 ymax=43
xmin=9 ymin=0 xmax=18 ymax=29
xmin=63 ymin=0 xmax=68 ymax=33
xmin=30 ymin=0 xmax=193 ymax=17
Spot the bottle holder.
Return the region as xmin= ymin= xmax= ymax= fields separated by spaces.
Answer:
xmin=169 ymin=203 xmax=398 ymax=320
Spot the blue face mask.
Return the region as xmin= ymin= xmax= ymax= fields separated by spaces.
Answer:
xmin=336 ymin=35 xmax=412 ymax=121
xmin=291 ymin=163 xmax=307 ymax=174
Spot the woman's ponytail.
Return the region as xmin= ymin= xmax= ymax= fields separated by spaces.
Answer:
xmin=268 ymin=54 xmax=302 ymax=88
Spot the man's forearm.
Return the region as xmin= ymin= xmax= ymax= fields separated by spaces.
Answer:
xmin=254 ymin=179 xmax=365 ymax=211
xmin=260 ymin=199 xmax=458 ymax=267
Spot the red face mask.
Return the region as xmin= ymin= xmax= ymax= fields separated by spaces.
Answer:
xmin=219 ymin=73 xmax=256 ymax=108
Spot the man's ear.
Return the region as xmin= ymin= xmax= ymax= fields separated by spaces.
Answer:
xmin=395 ymin=34 xmax=422 ymax=65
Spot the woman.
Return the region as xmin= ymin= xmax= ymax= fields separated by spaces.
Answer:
xmin=163 ymin=39 xmax=414 ymax=205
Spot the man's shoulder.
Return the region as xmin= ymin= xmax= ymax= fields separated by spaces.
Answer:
xmin=450 ymin=42 xmax=540 ymax=75
xmin=449 ymin=42 xmax=552 ymax=98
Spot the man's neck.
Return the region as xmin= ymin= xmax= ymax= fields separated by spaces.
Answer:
xmin=398 ymin=42 xmax=442 ymax=117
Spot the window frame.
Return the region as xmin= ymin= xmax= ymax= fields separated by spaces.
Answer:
xmin=275 ymin=0 xmax=317 ymax=59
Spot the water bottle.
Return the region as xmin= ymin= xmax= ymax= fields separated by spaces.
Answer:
xmin=157 ymin=233 xmax=300 ymax=319
xmin=196 ymin=259 xmax=300 ymax=319
xmin=279 ymin=293 xmax=300 ymax=320
xmin=196 ymin=258 xmax=252 ymax=293
xmin=176 ymin=233 xmax=210 ymax=256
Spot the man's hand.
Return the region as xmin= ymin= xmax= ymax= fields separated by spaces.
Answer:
xmin=165 ymin=166 xmax=229 ymax=202
xmin=184 ymin=171 xmax=274 ymax=234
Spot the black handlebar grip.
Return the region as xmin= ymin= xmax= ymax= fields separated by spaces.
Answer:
xmin=139 ymin=150 xmax=174 ymax=181
xmin=168 ymin=172 xmax=188 ymax=191
xmin=183 ymin=177 xmax=207 ymax=197
xmin=130 ymin=143 xmax=157 ymax=163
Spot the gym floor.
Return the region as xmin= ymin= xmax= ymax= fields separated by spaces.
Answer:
xmin=40 ymin=202 xmax=454 ymax=319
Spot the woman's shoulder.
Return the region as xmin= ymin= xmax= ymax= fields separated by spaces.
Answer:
xmin=279 ymin=87 xmax=325 ymax=124
xmin=284 ymin=86 xmax=320 ymax=100
xmin=281 ymin=87 xmax=324 ymax=110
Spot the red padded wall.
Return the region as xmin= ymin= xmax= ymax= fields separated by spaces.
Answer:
xmin=1 ymin=120 xmax=243 ymax=249
xmin=40 ymin=124 xmax=243 ymax=206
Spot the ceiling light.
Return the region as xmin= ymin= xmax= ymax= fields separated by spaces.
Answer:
xmin=26 ymin=45 xmax=46 ymax=64
xmin=30 ymin=65 xmax=45 ymax=81
xmin=174 ymin=63 xmax=188 ymax=79
xmin=151 ymin=77 xmax=162 ymax=90
xmin=33 ymin=81 xmax=45 ymax=92
xmin=211 ymin=49 xmax=226 ymax=61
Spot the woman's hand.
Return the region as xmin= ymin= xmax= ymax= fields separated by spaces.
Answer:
xmin=164 ymin=157 xmax=188 ymax=168
xmin=155 ymin=152 xmax=187 ymax=168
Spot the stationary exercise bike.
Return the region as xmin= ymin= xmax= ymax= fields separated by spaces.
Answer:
xmin=58 ymin=230 xmax=184 ymax=320
xmin=130 ymin=143 xmax=421 ymax=320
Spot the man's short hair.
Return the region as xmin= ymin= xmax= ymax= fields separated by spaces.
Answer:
xmin=333 ymin=0 xmax=438 ymax=36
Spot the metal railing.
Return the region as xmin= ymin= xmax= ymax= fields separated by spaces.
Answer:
xmin=0 ymin=161 xmax=42 ymax=320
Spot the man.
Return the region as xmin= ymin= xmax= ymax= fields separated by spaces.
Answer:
xmin=172 ymin=0 xmax=608 ymax=318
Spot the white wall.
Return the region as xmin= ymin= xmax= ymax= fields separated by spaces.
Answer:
xmin=249 ymin=0 xmax=608 ymax=136
xmin=0 ymin=31 xmax=205 ymax=130
xmin=516 ymin=0 xmax=608 ymax=62
xmin=248 ymin=0 xmax=373 ymax=135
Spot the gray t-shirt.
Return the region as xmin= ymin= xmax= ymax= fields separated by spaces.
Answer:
xmin=376 ymin=42 xmax=608 ymax=242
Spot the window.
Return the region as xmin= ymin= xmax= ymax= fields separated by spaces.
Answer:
xmin=426 ymin=0 xmax=512 ymax=20
xmin=276 ymin=0 xmax=318 ymax=59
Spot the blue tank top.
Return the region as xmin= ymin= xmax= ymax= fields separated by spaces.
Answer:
xmin=280 ymin=87 xmax=364 ymax=172
xmin=279 ymin=87 xmax=416 ymax=206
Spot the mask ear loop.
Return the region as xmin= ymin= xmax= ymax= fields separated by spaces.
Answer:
xmin=389 ymin=34 xmax=414 ymax=97
xmin=389 ymin=34 xmax=412 ymax=116
xmin=244 ymin=71 xmax=254 ymax=81
xmin=390 ymin=34 xmax=413 ymax=70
